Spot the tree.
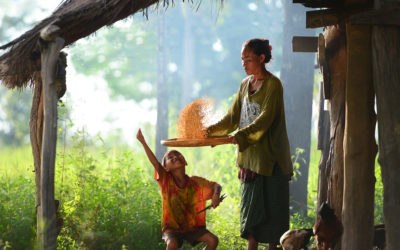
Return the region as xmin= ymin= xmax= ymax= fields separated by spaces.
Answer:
xmin=0 ymin=0 xmax=50 ymax=146
xmin=280 ymin=0 xmax=315 ymax=215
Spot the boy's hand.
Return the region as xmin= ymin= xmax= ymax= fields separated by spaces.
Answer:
xmin=211 ymin=193 xmax=221 ymax=208
xmin=136 ymin=128 xmax=145 ymax=144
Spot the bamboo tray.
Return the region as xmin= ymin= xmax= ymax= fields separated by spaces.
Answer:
xmin=161 ymin=136 xmax=232 ymax=147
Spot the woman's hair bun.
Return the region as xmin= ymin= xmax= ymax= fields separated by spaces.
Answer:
xmin=243 ymin=38 xmax=272 ymax=63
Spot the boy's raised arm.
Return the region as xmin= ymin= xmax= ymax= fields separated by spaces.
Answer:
xmin=136 ymin=128 xmax=163 ymax=175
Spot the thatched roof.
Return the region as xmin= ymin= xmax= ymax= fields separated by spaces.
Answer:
xmin=0 ymin=0 xmax=212 ymax=89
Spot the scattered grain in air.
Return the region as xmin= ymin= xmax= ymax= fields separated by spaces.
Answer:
xmin=177 ymin=98 xmax=214 ymax=139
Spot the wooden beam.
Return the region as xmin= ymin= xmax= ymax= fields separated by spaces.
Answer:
xmin=350 ymin=6 xmax=400 ymax=25
xmin=292 ymin=36 xmax=319 ymax=52
xmin=293 ymin=0 xmax=341 ymax=8
xmin=306 ymin=5 xmax=372 ymax=28
xmin=307 ymin=9 xmax=346 ymax=28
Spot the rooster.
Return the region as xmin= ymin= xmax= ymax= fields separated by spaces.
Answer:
xmin=373 ymin=224 xmax=385 ymax=250
xmin=280 ymin=228 xmax=314 ymax=250
xmin=313 ymin=202 xmax=343 ymax=250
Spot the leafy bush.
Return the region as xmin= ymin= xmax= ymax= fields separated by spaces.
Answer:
xmin=0 ymin=147 xmax=36 ymax=249
xmin=0 ymin=129 xmax=384 ymax=249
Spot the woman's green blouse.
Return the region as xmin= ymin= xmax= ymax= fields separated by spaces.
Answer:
xmin=207 ymin=73 xmax=293 ymax=176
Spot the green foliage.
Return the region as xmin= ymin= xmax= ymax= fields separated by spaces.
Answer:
xmin=68 ymin=0 xmax=284 ymax=109
xmin=0 ymin=0 xmax=56 ymax=147
xmin=374 ymin=158 xmax=384 ymax=224
xmin=0 ymin=129 xmax=385 ymax=249
xmin=56 ymin=129 xmax=163 ymax=249
xmin=0 ymin=147 xmax=36 ymax=249
xmin=69 ymin=20 xmax=158 ymax=102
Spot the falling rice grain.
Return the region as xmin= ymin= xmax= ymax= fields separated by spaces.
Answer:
xmin=177 ymin=98 xmax=214 ymax=139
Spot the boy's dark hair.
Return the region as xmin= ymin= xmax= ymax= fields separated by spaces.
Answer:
xmin=243 ymin=38 xmax=272 ymax=64
xmin=161 ymin=149 xmax=181 ymax=168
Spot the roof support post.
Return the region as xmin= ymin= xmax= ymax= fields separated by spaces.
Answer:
xmin=38 ymin=26 xmax=64 ymax=250
xmin=342 ymin=23 xmax=377 ymax=250
xmin=372 ymin=9 xmax=400 ymax=250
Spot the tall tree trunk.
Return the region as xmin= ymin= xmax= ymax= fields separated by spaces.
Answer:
xmin=372 ymin=21 xmax=400 ymax=250
xmin=155 ymin=13 xmax=168 ymax=161
xmin=281 ymin=0 xmax=315 ymax=214
xmin=342 ymin=24 xmax=376 ymax=250
xmin=180 ymin=4 xmax=194 ymax=109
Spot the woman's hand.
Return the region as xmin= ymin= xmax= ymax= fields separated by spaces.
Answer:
xmin=230 ymin=136 xmax=238 ymax=144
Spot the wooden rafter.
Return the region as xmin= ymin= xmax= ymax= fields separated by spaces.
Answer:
xmin=350 ymin=5 xmax=400 ymax=25
xmin=306 ymin=4 xmax=372 ymax=28
xmin=293 ymin=0 xmax=343 ymax=8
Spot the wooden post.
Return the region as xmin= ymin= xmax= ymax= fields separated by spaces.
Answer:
xmin=342 ymin=23 xmax=376 ymax=250
xmin=371 ymin=4 xmax=400 ymax=250
xmin=322 ymin=26 xmax=347 ymax=237
xmin=38 ymin=24 xmax=64 ymax=250
xmin=29 ymin=72 xmax=44 ymax=246
xmin=316 ymin=81 xmax=330 ymax=210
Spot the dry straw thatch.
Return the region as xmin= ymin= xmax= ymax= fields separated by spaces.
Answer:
xmin=0 ymin=0 xmax=222 ymax=90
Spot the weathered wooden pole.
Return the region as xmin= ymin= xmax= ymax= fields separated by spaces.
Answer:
xmin=38 ymin=24 xmax=64 ymax=250
xmin=370 ymin=3 xmax=400 ymax=249
xmin=316 ymin=80 xmax=330 ymax=210
xmin=342 ymin=23 xmax=377 ymax=249
xmin=30 ymin=71 xmax=44 ymax=229
xmin=324 ymin=27 xmax=347 ymax=242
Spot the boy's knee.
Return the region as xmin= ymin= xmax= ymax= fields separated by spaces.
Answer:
xmin=207 ymin=234 xmax=219 ymax=248
xmin=166 ymin=238 xmax=179 ymax=250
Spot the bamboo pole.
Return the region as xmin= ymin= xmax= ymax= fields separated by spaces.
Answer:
xmin=342 ymin=23 xmax=376 ymax=250
xmin=38 ymin=25 xmax=64 ymax=249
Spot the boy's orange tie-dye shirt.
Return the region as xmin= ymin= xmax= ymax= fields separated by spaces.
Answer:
xmin=156 ymin=172 xmax=215 ymax=233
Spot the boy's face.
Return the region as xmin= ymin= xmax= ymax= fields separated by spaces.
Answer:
xmin=164 ymin=150 xmax=187 ymax=172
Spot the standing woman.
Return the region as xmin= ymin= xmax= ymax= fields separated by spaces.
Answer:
xmin=206 ymin=38 xmax=293 ymax=250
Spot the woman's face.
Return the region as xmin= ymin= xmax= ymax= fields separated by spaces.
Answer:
xmin=241 ymin=46 xmax=265 ymax=76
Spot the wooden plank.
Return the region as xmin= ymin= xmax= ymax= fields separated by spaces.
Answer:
xmin=306 ymin=5 xmax=372 ymax=28
xmin=292 ymin=36 xmax=318 ymax=52
xmin=293 ymin=0 xmax=340 ymax=8
xmin=39 ymin=34 xmax=64 ymax=250
xmin=307 ymin=9 xmax=344 ymax=28
xmin=350 ymin=6 xmax=400 ymax=25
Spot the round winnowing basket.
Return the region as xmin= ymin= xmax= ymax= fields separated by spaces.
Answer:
xmin=161 ymin=136 xmax=232 ymax=147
